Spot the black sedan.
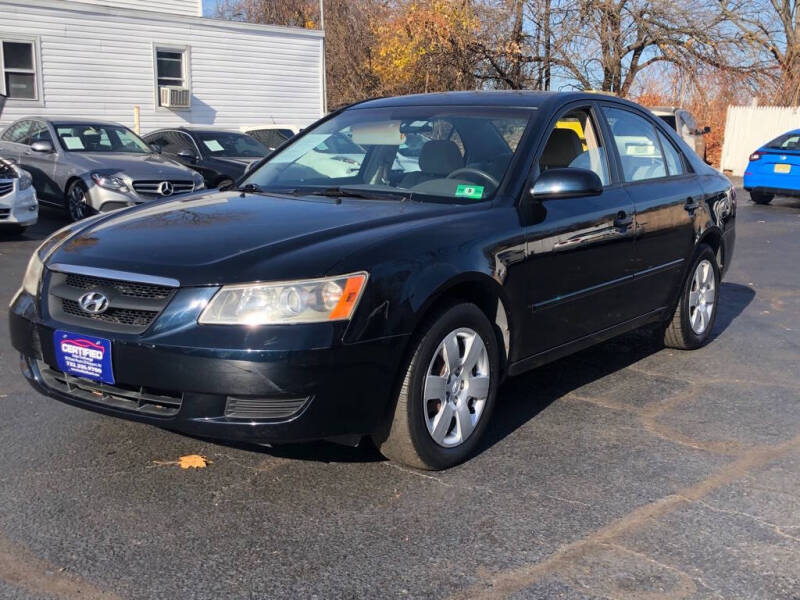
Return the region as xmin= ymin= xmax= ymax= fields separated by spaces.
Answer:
xmin=10 ymin=92 xmax=735 ymax=470
xmin=143 ymin=127 xmax=269 ymax=189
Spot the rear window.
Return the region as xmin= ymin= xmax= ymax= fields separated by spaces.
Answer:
xmin=765 ymin=133 xmax=800 ymax=150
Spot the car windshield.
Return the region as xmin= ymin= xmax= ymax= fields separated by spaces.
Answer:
xmin=241 ymin=106 xmax=534 ymax=203
xmin=194 ymin=131 xmax=269 ymax=158
xmin=765 ymin=132 xmax=800 ymax=150
xmin=55 ymin=124 xmax=151 ymax=153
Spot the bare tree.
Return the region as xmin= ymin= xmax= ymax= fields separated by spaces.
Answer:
xmin=719 ymin=0 xmax=800 ymax=104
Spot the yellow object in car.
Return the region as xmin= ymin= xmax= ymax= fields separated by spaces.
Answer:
xmin=555 ymin=119 xmax=587 ymax=150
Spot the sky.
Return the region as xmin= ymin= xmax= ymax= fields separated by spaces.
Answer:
xmin=201 ymin=0 xmax=217 ymax=16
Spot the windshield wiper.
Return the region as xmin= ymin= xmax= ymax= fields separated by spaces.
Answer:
xmin=309 ymin=187 xmax=411 ymax=201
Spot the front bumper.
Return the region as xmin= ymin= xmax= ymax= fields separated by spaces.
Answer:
xmin=10 ymin=290 xmax=408 ymax=444
xmin=85 ymin=183 xmax=202 ymax=213
xmin=0 ymin=185 xmax=38 ymax=226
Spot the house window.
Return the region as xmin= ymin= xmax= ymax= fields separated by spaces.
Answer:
xmin=154 ymin=46 xmax=190 ymax=107
xmin=1 ymin=39 xmax=38 ymax=100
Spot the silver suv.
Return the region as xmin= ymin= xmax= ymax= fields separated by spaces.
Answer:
xmin=648 ymin=107 xmax=710 ymax=162
xmin=0 ymin=118 xmax=205 ymax=221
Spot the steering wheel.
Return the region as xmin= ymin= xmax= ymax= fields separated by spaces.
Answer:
xmin=446 ymin=167 xmax=500 ymax=189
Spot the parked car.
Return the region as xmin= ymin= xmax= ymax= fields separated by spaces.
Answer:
xmin=10 ymin=91 xmax=735 ymax=470
xmin=649 ymin=106 xmax=710 ymax=162
xmin=0 ymin=157 xmax=38 ymax=235
xmin=0 ymin=118 xmax=205 ymax=221
xmin=143 ymin=128 xmax=269 ymax=189
xmin=743 ymin=129 xmax=800 ymax=205
xmin=240 ymin=124 xmax=300 ymax=151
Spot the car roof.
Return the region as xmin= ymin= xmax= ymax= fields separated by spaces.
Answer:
xmin=162 ymin=126 xmax=242 ymax=134
xmin=648 ymin=106 xmax=681 ymax=114
xmin=46 ymin=117 xmax=126 ymax=127
xmin=350 ymin=90 xmax=640 ymax=110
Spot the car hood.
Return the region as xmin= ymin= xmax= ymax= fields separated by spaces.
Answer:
xmin=72 ymin=152 xmax=195 ymax=179
xmin=48 ymin=190 xmax=462 ymax=286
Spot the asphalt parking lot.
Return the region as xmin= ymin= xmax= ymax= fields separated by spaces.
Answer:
xmin=0 ymin=188 xmax=798 ymax=600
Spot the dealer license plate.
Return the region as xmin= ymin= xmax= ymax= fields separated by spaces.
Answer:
xmin=54 ymin=330 xmax=114 ymax=384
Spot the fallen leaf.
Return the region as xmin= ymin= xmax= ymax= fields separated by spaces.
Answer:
xmin=152 ymin=454 xmax=212 ymax=469
xmin=179 ymin=454 xmax=209 ymax=469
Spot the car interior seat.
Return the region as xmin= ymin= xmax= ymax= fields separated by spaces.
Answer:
xmin=539 ymin=128 xmax=582 ymax=171
xmin=400 ymin=140 xmax=464 ymax=188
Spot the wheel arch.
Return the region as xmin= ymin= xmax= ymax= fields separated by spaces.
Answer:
xmin=411 ymin=273 xmax=513 ymax=374
xmin=697 ymin=227 xmax=723 ymax=271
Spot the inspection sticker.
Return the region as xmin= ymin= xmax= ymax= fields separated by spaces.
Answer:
xmin=455 ymin=184 xmax=484 ymax=199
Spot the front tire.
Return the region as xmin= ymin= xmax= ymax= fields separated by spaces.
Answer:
xmin=664 ymin=245 xmax=720 ymax=350
xmin=65 ymin=180 xmax=93 ymax=222
xmin=374 ymin=303 xmax=500 ymax=470
xmin=0 ymin=224 xmax=29 ymax=237
xmin=750 ymin=192 xmax=773 ymax=205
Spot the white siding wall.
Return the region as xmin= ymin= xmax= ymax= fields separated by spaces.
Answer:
xmin=67 ymin=0 xmax=202 ymax=17
xmin=0 ymin=0 xmax=325 ymax=132
xmin=720 ymin=105 xmax=800 ymax=176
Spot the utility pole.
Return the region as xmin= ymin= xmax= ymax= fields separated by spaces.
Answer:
xmin=320 ymin=0 xmax=328 ymax=113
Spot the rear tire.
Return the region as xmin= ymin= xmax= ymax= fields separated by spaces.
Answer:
xmin=374 ymin=303 xmax=500 ymax=470
xmin=664 ymin=245 xmax=720 ymax=350
xmin=750 ymin=192 xmax=773 ymax=205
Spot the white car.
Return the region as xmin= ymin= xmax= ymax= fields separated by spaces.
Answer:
xmin=0 ymin=157 xmax=38 ymax=235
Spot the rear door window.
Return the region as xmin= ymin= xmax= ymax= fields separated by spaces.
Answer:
xmin=1 ymin=119 xmax=32 ymax=143
xmin=658 ymin=131 xmax=686 ymax=176
xmin=603 ymin=107 xmax=666 ymax=182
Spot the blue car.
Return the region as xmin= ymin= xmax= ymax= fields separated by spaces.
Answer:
xmin=743 ymin=129 xmax=800 ymax=204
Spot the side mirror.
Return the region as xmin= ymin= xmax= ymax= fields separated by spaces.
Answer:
xmin=31 ymin=140 xmax=54 ymax=153
xmin=177 ymin=149 xmax=198 ymax=162
xmin=150 ymin=143 xmax=162 ymax=153
xmin=530 ymin=168 xmax=603 ymax=200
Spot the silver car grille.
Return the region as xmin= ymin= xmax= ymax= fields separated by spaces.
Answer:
xmin=132 ymin=180 xmax=194 ymax=198
xmin=0 ymin=180 xmax=13 ymax=197
xmin=47 ymin=270 xmax=177 ymax=334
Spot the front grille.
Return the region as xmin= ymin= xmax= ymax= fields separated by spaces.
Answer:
xmin=37 ymin=361 xmax=182 ymax=417
xmin=47 ymin=269 xmax=176 ymax=334
xmin=224 ymin=396 xmax=309 ymax=420
xmin=0 ymin=180 xmax=13 ymax=197
xmin=132 ymin=180 xmax=194 ymax=198
xmin=64 ymin=273 xmax=172 ymax=300
xmin=62 ymin=298 xmax=159 ymax=328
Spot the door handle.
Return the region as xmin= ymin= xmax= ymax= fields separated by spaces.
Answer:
xmin=685 ymin=197 xmax=700 ymax=212
xmin=613 ymin=211 xmax=633 ymax=229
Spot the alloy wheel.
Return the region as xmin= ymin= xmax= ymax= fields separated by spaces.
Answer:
xmin=423 ymin=327 xmax=490 ymax=448
xmin=69 ymin=186 xmax=88 ymax=221
xmin=688 ymin=259 xmax=716 ymax=335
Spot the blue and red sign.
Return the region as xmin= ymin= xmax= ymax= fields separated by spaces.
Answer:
xmin=54 ymin=330 xmax=114 ymax=384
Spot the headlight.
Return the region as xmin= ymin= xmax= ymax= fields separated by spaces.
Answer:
xmin=199 ymin=272 xmax=368 ymax=325
xmin=192 ymin=172 xmax=205 ymax=190
xmin=91 ymin=172 xmax=129 ymax=192
xmin=18 ymin=172 xmax=32 ymax=191
xmin=17 ymin=217 xmax=103 ymax=299
xmin=21 ymin=252 xmax=44 ymax=296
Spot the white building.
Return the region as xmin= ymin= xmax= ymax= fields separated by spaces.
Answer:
xmin=0 ymin=0 xmax=325 ymax=133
